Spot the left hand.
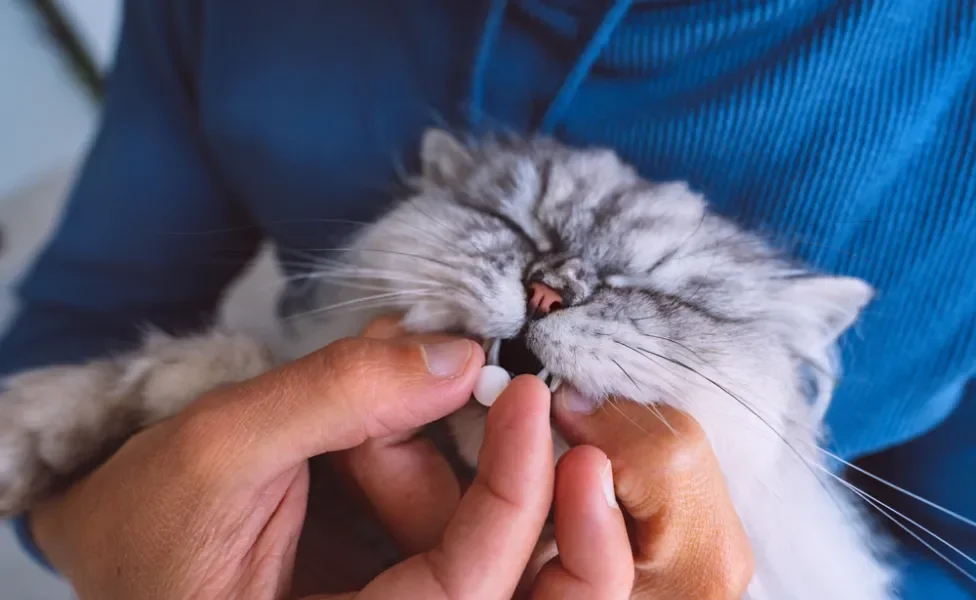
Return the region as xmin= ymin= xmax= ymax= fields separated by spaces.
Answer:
xmin=28 ymin=326 xmax=488 ymax=599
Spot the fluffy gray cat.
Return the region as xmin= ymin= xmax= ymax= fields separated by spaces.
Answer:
xmin=0 ymin=130 xmax=897 ymax=599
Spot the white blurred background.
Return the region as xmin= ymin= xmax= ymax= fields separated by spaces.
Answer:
xmin=1 ymin=1 xmax=121 ymax=597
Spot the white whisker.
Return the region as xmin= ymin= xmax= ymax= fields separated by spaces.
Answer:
xmin=286 ymin=289 xmax=440 ymax=320
xmin=803 ymin=442 xmax=976 ymax=530
xmin=809 ymin=462 xmax=976 ymax=571
xmin=824 ymin=474 xmax=976 ymax=585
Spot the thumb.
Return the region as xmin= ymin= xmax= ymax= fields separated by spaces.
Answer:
xmin=178 ymin=335 xmax=484 ymax=484
xmin=551 ymin=387 xmax=754 ymax=599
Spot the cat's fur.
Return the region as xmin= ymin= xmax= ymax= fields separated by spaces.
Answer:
xmin=0 ymin=131 xmax=896 ymax=599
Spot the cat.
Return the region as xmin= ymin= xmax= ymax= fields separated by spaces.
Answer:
xmin=0 ymin=130 xmax=896 ymax=599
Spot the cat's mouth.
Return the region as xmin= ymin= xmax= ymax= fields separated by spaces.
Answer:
xmin=483 ymin=336 xmax=563 ymax=393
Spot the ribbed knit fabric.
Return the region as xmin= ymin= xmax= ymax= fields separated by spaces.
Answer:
xmin=1 ymin=1 xmax=973 ymax=595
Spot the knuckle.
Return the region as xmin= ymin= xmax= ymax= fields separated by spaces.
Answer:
xmin=695 ymin=530 xmax=755 ymax=600
xmin=420 ymin=549 xmax=457 ymax=600
xmin=318 ymin=336 xmax=370 ymax=370
xmin=320 ymin=336 xmax=421 ymax=388
xmin=724 ymin=540 xmax=756 ymax=598
xmin=360 ymin=315 xmax=405 ymax=338
xmin=661 ymin=428 xmax=711 ymax=472
xmin=310 ymin=338 xmax=373 ymax=390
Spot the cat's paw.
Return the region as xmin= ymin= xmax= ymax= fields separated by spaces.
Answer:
xmin=0 ymin=330 xmax=274 ymax=516
xmin=0 ymin=361 xmax=129 ymax=515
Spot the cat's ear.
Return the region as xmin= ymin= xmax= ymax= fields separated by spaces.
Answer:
xmin=420 ymin=129 xmax=472 ymax=183
xmin=779 ymin=276 xmax=874 ymax=346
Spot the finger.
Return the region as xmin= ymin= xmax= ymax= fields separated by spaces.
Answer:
xmin=341 ymin=432 xmax=461 ymax=554
xmin=358 ymin=321 xmax=478 ymax=446
xmin=531 ymin=446 xmax=634 ymax=600
xmin=360 ymin=315 xmax=406 ymax=339
xmin=355 ymin=375 xmax=555 ymax=600
xmin=179 ymin=334 xmax=484 ymax=484
xmin=347 ymin=314 xmax=464 ymax=552
xmin=552 ymin=390 xmax=754 ymax=599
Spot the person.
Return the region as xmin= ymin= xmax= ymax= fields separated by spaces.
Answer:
xmin=1 ymin=0 xmax=973 ymax=597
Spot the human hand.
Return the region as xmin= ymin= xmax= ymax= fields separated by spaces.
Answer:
xmin=28 ymin=329 xmax=483 ymax=599
xmin=26 ymin=320 xmax=635 ymax=599
xmin=548 ymin=389 xmax=755 ymax=599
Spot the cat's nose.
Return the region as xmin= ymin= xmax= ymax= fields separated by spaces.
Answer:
xmin=528 ymin=281 xmax=564 ymax=316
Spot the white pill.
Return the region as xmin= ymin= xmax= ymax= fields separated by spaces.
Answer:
xmin=473 ymin=365 xmax=511 ymax=407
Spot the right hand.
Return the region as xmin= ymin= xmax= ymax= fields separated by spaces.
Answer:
xmin=549 ymin=387 xmax=755 ymax=599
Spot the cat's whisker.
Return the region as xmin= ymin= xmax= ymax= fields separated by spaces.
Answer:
xmin=631 ymin=329 xmax=706 ymax=362
xmin=404 ymin=201 xmax=466 ymax=243
xmin=285 ymin=299 xmax=415 ymax=322
xmin=385 ymin=210 xmax=459 ymax=248
xmin=804 ymin=461 xmax=976 ymax=583
xmin=159 ymin=217 xmax=377 ymax=237
xmin=808 ymin=462 xmax=976 ymax=570
xmin=309 ymin=259 xmax=447 ymax=282
xmin=327 ymin=258 xmax=488 ymax=303
xmin=856 ymin=489 xmax=976 ymax=585
xmin=615 ymin=338 xmax=712 ymax=401
xmin=308 ymin=269 xmax=446 ymax=290
xmin=304 ymin=262 xmax=477 ymax=300
xmin=609 ymin=358 xmax=676 ymax=436
xmin=306 ymin=246 xmax=460 ymax=271
xmin=303 ymin=277 xmax=437 ymax=295
xmin=802 ymin=442 xmax=976 ymax=530
xmin=310 ymin=252 xmax=489 ymax=302
xmin=285 ymin=289 xmax=442 ymax=321
xmin=606 ymin=396 xmax=654 ymax=436
xmin=614 ymin=336 xmax=976 ymax=581
xmin=612 ymin=340 xmax=854 ymax=515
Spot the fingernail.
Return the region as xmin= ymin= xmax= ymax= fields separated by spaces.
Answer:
xmin=422 ymin=340 xmax=473 ymax=378
xmin=555 ymin=385 xmax=601 ymax=414
xmin=601 ymin=459 xmax=618 ymax=508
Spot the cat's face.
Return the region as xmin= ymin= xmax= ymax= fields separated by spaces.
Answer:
xmin=340 ymin=130 xmax=872 ymax=416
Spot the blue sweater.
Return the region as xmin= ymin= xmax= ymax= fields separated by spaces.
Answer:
xmin=3 ymin=0 xmax=974 ymax=595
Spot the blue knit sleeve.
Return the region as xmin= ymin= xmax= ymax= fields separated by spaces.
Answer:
xmin=854 ymin=380 xmax=976 ymax=598
xmin=0 ymin=0 xmax=260 ymax=569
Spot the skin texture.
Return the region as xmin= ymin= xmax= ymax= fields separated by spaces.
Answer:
xmin=27 ymin=317 xmax=751 ymax=599
xmin=552 ymin=393 xmax=754 ymax=600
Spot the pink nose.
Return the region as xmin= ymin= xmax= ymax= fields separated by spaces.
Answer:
xmin=529 ymin=282 xmax=564 ymax=315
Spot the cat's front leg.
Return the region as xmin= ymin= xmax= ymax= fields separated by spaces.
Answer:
xmin=0 ymin=329 xmax=274 ymax=516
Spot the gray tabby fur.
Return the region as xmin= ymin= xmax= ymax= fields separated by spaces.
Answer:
xmin=0 ymin=131 xmax=895 ymax=599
